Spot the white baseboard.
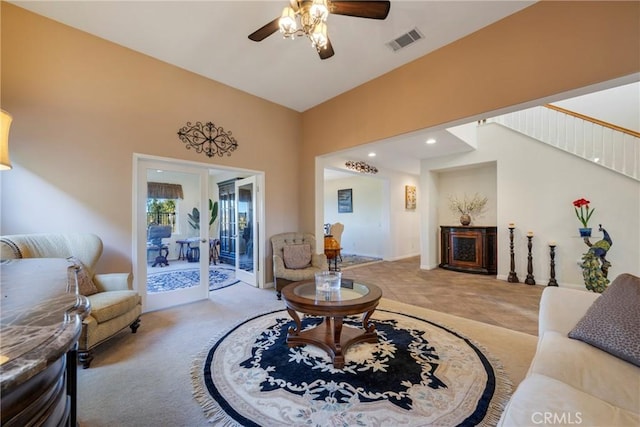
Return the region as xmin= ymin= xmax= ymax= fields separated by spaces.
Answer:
xmin=496 ymin=274 xmax=586 ymax=289
xmin=420 ymin=263 xmax=440 ymax=270
xmin=385 ymin=253 xmax=420 ymax=262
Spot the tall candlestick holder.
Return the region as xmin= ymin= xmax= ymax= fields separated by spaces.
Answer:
xmin=507 ymin=226 xmax=519 ymax=283
xmin=525 ymin=235 xmax=536 ymax=285
xmin=548 ymin=244 xmax=558 ymax=286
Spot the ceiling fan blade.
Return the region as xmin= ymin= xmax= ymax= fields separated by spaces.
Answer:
xmin=248 ymin=17 xmax=280 ymax=42
xmin=319 ymin=39 xmax=335 ymax=60
xmin=330 ymin=1 xmax=391 ymax=20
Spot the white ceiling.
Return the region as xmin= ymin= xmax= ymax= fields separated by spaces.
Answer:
xmin=322 ymin=122 xmax=477 ymax=179
xmin=9 ymin=1 xmax=543 ymax=175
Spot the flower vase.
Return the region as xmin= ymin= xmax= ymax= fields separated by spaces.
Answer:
xmin=459 ymin=214 xmax=471 ymax=226
xmin=579 ymin=227 xmax=592 ymax=237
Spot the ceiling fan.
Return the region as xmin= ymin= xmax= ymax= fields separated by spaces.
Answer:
xmin=248 ymin=0 xmax=391 ymax=60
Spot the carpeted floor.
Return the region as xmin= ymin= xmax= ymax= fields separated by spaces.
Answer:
xmin=345 ymin=257 xmax=543 ymax=336
xmin=76 ymin=282 xmax=538 ymax=427
xmin=193 ymin=308 xmax=511 ymax=426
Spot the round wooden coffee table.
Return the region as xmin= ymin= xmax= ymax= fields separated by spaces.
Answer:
xmin=281 ymin=280 xmax=382 ymax=368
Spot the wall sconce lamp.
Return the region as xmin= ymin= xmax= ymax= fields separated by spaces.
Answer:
xmin=0 ymin=110 xmax=13 ymax=170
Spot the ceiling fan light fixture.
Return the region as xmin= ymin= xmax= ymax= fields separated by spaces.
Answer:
xmin=278 ymin=0 xmax=329 ymax=52
xmin=311 ymin=21 xmax=328 ymax=50
xmin=309 ymin=0 xmax=329 ymax=22
xmin=279 ymin=6 xmax=297 ymax=36
xmin=249 ymin=1 xmax=391 ymax=60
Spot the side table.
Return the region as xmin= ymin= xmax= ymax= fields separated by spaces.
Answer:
xmin=176 ymin=238 xmax=200 ymax=262
xmin=176 ymin=240 xmax=190 ymax=261
xmin=281 ymin=280 xmax=382 ymax=368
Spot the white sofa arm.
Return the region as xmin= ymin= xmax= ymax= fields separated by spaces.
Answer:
xmin=94 ymin=272 xmax=133 ymax=292
xmin=539 ymin=287 xmax=600 ymax=336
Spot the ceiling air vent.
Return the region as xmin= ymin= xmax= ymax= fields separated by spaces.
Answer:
xmin=386 ymin=28 xmax=424 ymax=52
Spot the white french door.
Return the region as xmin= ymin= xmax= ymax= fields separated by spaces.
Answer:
xmin=235 ymin=176 xmax=258 ymax=287
xmin=136 ymin=158 xmax=210 ymax=312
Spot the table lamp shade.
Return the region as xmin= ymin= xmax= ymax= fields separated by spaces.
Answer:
xmin=0 ymin=110 xmax=12 ymax=170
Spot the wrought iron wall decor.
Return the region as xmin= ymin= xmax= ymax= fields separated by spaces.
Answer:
xmin=345 ymin=160 xmax=378 ymax=174
xmin=177 ymin=121 xmax=238 ymax=158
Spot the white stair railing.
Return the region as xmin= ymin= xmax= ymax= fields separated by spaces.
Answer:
xmin=486 ymin=105 xmax=640 ymax=181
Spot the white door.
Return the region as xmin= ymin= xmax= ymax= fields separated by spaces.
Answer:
xmin=235 ymin=176 xmax=258 ymax=286
xmin=136 ymin=158 xmax=209 ymax=312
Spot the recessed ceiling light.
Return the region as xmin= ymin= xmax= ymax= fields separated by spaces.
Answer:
xmin=368 ymin=152 xmax=376 ymax=157
xmin=426 ymin=138 xmax=436 ymax=145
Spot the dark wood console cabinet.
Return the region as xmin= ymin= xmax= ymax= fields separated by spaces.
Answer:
xmin=440 ymin=226 xmax=497 ymax=275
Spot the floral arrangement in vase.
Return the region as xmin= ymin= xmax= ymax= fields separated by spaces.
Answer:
xmin=573 ymin=198 xmax=594 ymax=237
xmin=448 ymin=193 xmax=488 ymax=226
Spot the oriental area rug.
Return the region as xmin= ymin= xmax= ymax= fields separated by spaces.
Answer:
xmin=147 ymin=265 xmax=239 ymax=293
xmin=192 ymin=308 xmax=511 ymax=426
xmin=339 ymin=254 xmax=383 ymax=270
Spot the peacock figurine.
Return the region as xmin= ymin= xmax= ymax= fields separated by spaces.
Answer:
xmin=580 ymin=224 xmax=612 ymax=293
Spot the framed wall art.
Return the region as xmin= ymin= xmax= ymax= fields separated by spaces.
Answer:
xmin=337 ymin=188 xmax=353 ymax=213
xmin=405 ymin=185 xmax=416 ymax=209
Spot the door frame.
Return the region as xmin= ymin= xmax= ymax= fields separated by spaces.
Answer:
xmin=235 ymin=176 xmax=258 ymax=286
xmin=132 ymin=153 xmax=266 ymax=312
xmin=135 ymin=157 xmax=210 ymax=313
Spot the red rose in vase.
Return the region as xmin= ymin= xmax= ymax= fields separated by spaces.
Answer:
xmin=573 ymin=198 xmax=594 ymax=228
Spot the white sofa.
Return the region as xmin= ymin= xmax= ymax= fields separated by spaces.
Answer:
xmin=499 ymin=277 xmax=640 ymax=426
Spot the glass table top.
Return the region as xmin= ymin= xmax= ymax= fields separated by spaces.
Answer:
xmin=293 ymin=281 xmax=370 ymax=302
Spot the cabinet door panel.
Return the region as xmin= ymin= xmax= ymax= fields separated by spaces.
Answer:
xmin=450 ymin=233 xmax=481 ymax=268
xmin=439 ymin=226 xmax=497 ymax=275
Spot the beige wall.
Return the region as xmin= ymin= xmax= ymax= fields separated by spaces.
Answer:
xmin=300 ymin=1 xmax=640 ymax=231
xmin=0 ymin=3 xmax=301 ymax=279
xmin=2 ymin=2 xmax=639 ymax=282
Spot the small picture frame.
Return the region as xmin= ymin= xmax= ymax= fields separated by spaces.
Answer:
xmin=337 ymin=188 xmax=353 ymax=213
xmin=405 ymin=185 xmax=416 ymax=209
